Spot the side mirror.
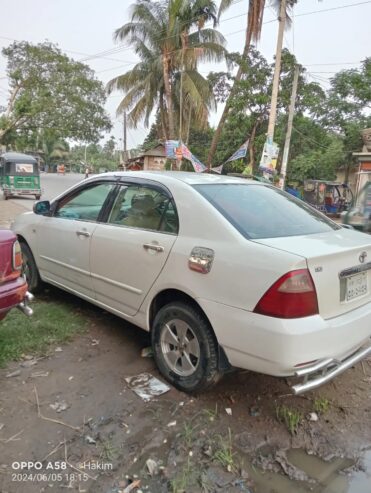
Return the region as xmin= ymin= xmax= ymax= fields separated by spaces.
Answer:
xmin=33 ymin=200 xmax=50 ymax=215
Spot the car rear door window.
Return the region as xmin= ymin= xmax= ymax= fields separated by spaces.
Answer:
xmin=54 ymin=183 xmax=114 ymax=222
xmin=194 ymin=183 xmax=340 ymax=239
xmin=108 ymin=185 xmax=179 ymax=234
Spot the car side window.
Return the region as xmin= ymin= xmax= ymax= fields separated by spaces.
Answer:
xmin=54 ymin=183 xmax=114 ymax=222
xmin=108 ymin=184 xmax=179 ymax=234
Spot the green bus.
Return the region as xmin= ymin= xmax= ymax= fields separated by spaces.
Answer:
xmin=0 ymin=152 xmax=42 ymax=200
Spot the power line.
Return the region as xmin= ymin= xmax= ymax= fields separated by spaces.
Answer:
xmin=292 ymin=126 xmax=329 ymax=149
xmin=0 ymin=0 xmax=369 ymax=86
xmin=294 ymin=0 xmax=371 ymax=19
xmin=1 ymin=0 xmax=369 ymax=72
xmin=304 ymin=61 xmax=362 ymax=66
xmin=95 ymin=0 xmax=371 ymax=62
xmin=77 ymin=0 xmax=248 ymax=63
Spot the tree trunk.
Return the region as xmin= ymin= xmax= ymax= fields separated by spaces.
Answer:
xmin=5 ymin=85 xmax=21 ymax=119
xmin=162 ymin=53 xmax=175 ymax=140
xmin=185 ymin=107 xmax=192 ymax=145
xmin=179 ymin=31 xmax=187 ymax=143
xmin=207 ymin=17 xmax=253 ymax=169
xmin=248 ymin=117 xmax=261 ymax=173
xmin=159 ymin=94 xmax=168 ymax=141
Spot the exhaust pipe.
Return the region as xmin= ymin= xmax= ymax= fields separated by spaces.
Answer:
xmin=17 ymin=302 xmax=33 ymax=316
xmin=17 ymin=291 xmax=34 ymax=317
xmin=25 ymin=291 xmax=34 ymax=302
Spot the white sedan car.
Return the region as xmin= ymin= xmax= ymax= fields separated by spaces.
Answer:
xmin=12 ymin=172 xmax=371 ymax=394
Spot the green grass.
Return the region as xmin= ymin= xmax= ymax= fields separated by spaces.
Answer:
xmin=213 ymin=429 xmax=236 ymax=472
xmin=180 ymin=420 xmax=200 ymax=449
xmin=99 ymin=438 xmax=119 ymax=461
xmin=203 ymin=404 xmax=218 ymax=422
xmin=0 ymin=299 xmax=87 ymax=366
xmin=170 ymin=458 xmax=194 ymax=493
xmin=275 ymin=404 xmax=302 ymax=436
xmin=314 ymin=397 xmax=330 ymax=415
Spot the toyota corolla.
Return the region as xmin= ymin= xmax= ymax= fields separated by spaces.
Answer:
xmin=11 ymin=172 xmax=371 ymax=394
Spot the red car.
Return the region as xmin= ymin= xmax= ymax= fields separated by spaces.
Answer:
xmin=0 ymin=229 xmax=33 ymax=321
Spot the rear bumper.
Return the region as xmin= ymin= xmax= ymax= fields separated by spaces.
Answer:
xmin=197 ymin=298 xmax=371 ymax=387
xmin=3 ymin=189 xmax=41 ymax=196
xmin=292 ymin=344 xmax=371 ymax=394
xmin=0 ymin=278 xmax=32 ymax=318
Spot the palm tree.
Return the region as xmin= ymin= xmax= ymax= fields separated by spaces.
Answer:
xmin=175 ymin=0 xmax=218 ymax=140
xmin=107 ymin=0 xmax=227 ymax=140
xmin=42 ymin=133 xmax=69 ymax=168
xmin=207 ymin=0 xmax=296 ymax=168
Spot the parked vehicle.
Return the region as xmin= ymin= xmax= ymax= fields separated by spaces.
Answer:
xmin=342 ymin=181 xmax=371 ymax=232
xmin=303 ymin=180 xmax=353 ymax=216
xmin=12 ymin=172 xmax=371 ymax=394
xmin=0 ymin=229 xmax=33 ymax=321
xmin=0 ymin=152 xmax=42 ymax=200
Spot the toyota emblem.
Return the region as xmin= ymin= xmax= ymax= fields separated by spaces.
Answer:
xmin=359 ymin=251 xmax=367 ymax=264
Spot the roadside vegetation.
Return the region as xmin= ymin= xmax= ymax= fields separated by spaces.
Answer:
xmin=0 ymin=295 xmax=87 ymax=366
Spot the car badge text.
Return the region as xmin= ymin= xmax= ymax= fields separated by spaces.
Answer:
xmin=359 ymin=252 xmax=367 ymax=264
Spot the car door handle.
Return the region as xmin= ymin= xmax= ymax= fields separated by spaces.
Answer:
xmin=143 ymin=243 xmax=164 ymax=253
xmin=76 ymin=230 xmax=91 ymax=238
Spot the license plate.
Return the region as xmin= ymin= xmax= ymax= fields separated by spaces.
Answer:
xmin=346 ymin=272 xmax=368 ymax=301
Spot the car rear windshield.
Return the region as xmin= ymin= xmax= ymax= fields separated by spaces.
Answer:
xmin=193 ymin=183 xmax=340 ymax=239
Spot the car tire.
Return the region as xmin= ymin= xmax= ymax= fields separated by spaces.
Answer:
xmin=21 ymin=242 xmax=42 ymax=293
xmin=151 ymin=301 xmax=220 ymax=392
xmin=35 ymin=195 xmax=41 ymax=200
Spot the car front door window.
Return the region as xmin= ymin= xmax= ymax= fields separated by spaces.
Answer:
xmin=54 ymin=183 xmax=114 ymax=222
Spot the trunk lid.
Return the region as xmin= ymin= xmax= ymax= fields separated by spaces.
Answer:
xmin=254 ymin=229 xmax=371 ymax=320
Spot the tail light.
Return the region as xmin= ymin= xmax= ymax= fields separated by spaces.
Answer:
xmin=12 ymin=240 xmax=23 ymax=272
xmin=254 ymin=269 xmax=318 ymax=319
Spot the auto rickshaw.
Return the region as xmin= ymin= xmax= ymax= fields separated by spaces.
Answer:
xmin=0 ymin=152 xmax=42 ymax=200
xmin=303 ymin=180 xmax=353 ymax=217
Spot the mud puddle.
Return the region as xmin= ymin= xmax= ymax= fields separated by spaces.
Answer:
xmin=249 ymin=448 xmax=371 ymax=493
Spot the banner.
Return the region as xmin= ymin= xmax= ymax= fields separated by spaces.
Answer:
xmin=259 ymin=138 xmax=279 ymax=175
xmin=226 ymin=139 xmax=249 ymax=163
xmin=165 ymin=140 xmax=179 ymax=159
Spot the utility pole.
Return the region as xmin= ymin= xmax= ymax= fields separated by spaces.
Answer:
xmin=123 ymin=111 xmax=127 ymax=153
xmin=266 ymin=0 xmax=286 ymax=145
xmin=123 ymin=112 xmax=127 ymax=171
xmin=279 ymin=65 xmax=299 ymax=190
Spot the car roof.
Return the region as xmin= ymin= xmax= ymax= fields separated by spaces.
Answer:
xmin=100 ymin=171 xmax=261 ymax=187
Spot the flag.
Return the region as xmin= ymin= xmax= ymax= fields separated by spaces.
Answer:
xmin=211 ymin=164 xmax=224 ymax=174
xmin=180 ymin=143 xmax=207 ymax=173
xmin=226 ymin=139 xmax=249 ymax=163
xmin=190 ymin=153 xmax=207 ymax=173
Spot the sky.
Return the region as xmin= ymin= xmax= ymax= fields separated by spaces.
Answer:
xmin=0 ymin=0 xmax=370 ymax=150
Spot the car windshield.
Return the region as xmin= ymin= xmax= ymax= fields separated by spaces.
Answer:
xmin=194 ymin=183 xmax=340 ymax=239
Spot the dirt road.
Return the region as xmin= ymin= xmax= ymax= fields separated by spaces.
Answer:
xmin=1 ymin=199 xmax=371 ymax=493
